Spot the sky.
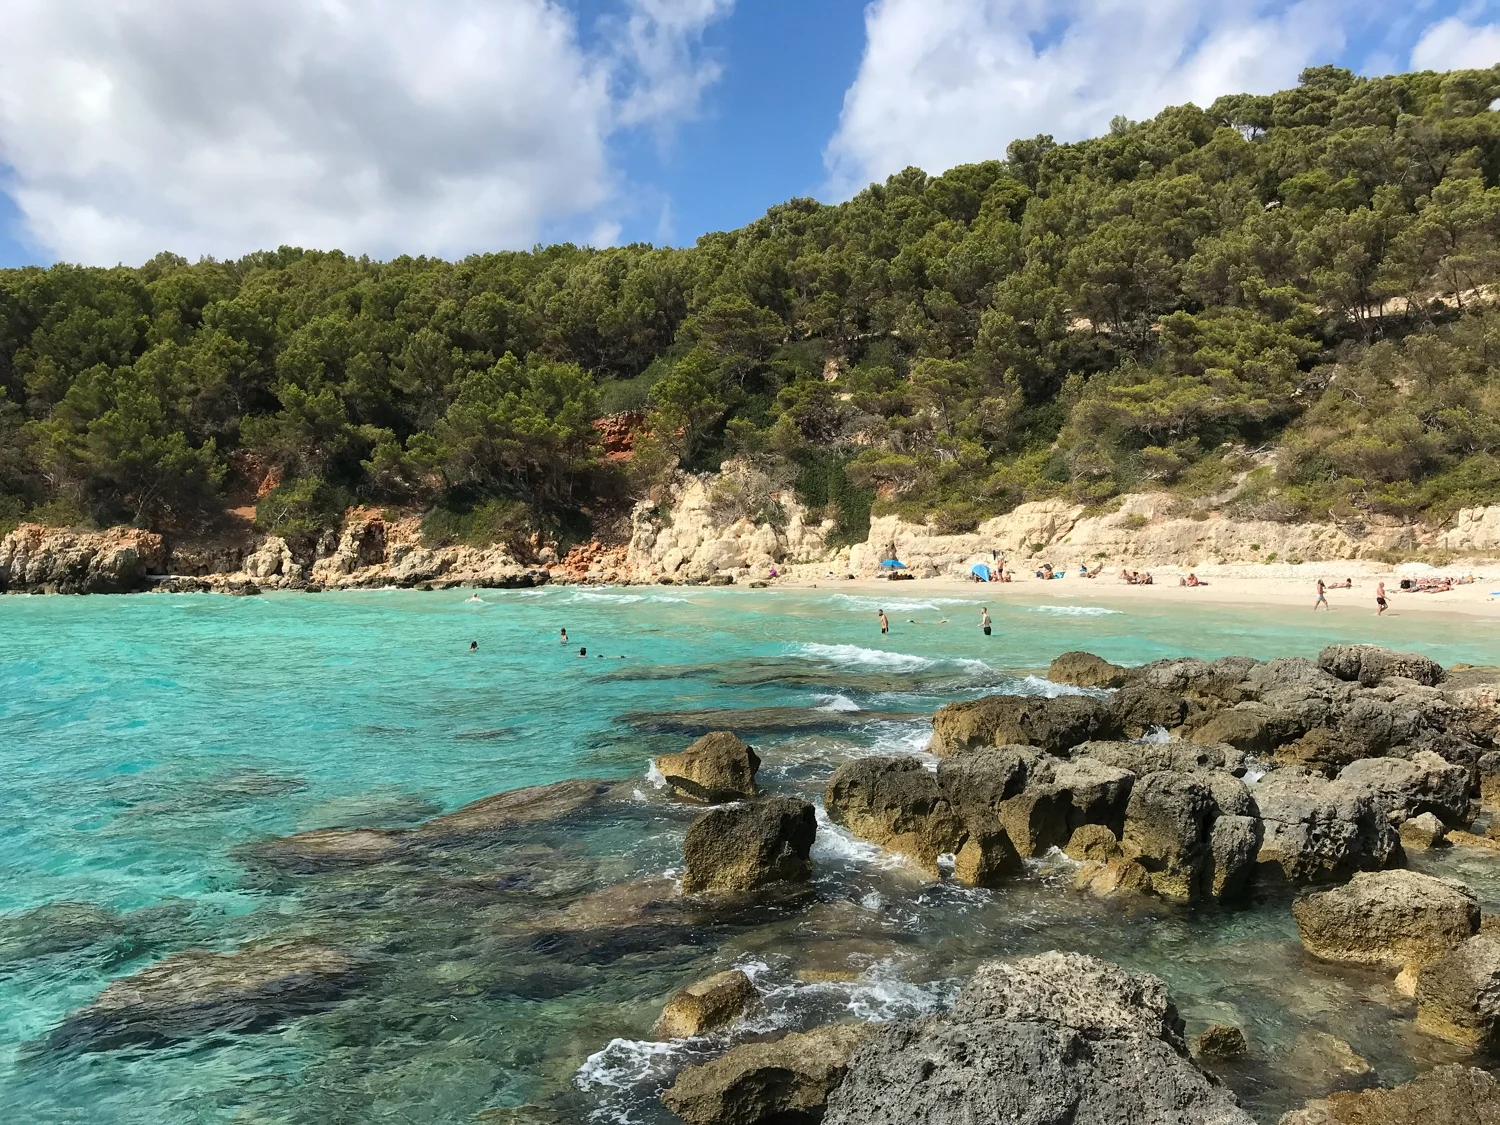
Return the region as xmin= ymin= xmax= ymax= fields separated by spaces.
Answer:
xmin=0 ymin=0 xmax=1497 ymax=269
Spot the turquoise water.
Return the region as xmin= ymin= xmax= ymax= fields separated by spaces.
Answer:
xmin=3 ymin=586 xmax=1500 ymax=1123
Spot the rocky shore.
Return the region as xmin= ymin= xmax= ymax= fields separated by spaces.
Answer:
xmin=26 ymin=642 xmax=1500 ymax=1122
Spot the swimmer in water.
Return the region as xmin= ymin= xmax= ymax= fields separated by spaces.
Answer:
xmin=980 ymin=607 xmax=992 ymax=636
xmin=469 ymin=640 xmax=478 ymax=652
xmin=560 ymin=628 xmax=569 ymax=644
xmin=467 ymin=593 xmax=483 ymax=603
xmin=578 ymin=647 xmax=587 ymax=657
xmin=878 ymin=610 xmax=889 ymax=635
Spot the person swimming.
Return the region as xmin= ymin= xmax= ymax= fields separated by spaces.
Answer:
xmin=578 ymin=647 xmax=587 ymax=657
xmin=560 ymin=628 xmax=569 ymax=643
xmin=467 ymin=593 xmax=483 ymax=603
xmin=469 ymin=640 xmax=478 ymax=652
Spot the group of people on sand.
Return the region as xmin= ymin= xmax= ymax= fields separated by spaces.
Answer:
xmin=1400 ymin=574 xmax=1476 ymax=593
xmin=1120 ymin=569 xmax=1155 ymax=585
xmin=1313 ymin=577 xmax=1393 ymax=616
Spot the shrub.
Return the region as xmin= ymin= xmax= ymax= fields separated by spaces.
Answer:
xmin=255 ymin=477 xmax=348 ymax=546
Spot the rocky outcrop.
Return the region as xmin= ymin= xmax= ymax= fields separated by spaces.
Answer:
xmin=1253 ymin=769 xmax=1400 ymax=883
xmin=653 ymin=969 xmax=758 ymax=1040
xmin=51 ymin=941 xmax=360 ymax=1049
xmin=929 ymin=693 xmax=1116 ymax=756
xmin=1335 ymin=752 xmax=1469 ymax=825
xmin=1278 ymin=1064 xmax=1500 ymax=1124
xmin=680 ymin=797 xmax=816 ymax=894
xmin=1048 ymin=651 xmax=1127 ymax=689
xmin=661 ymin=1023 xmax=871 ymax=1125
xmin=0 ymin=524 xmax=166 ymax=594
xmin=822 ymin=952 xmax=1253 ymax=1125
xmin=1416 ymin=934 xmax=1500 ymax=1048
xmin=1120 ymin=772 xmax=1216 ymax=902
xmin=654 ymin=732 xmax=761 ymax=804
xmin=1292 ymin=870 xmax=1480 ymax=978
xmin=824 ymin=757 xmax=965 ymax=875
xmin=1318 ymin=644 xmax=1445 ymax=688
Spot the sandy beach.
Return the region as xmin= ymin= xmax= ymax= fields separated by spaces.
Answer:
xmin=773 ymin=561 xmax=1500 ymax=620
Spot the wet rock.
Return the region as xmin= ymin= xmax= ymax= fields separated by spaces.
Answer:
xmin=242 ymin=827 xmax=409 ymax=873
xmin=1292 ymin=869 xmax=1479 ymax=976
xmin=661 ymin=1022 xmax=871 ymax=1125
xmin=417 ymin=778 xmax=626 ymax=840
xmin=996 ymin=782 xmax=1073 ymax=857
xmin=1416 ymin=933 xmax=1500 ymax=1049
xmin=1277 ymin=1064 xmax=1500 ymax=1125
xmin=1053 ymin=757 xmax=1135 ymax=835
xmin=823 ymin=952 xmax=1253 ymax=1125
xmin=52 ymin=940 xmax=360 ymax=1050
xmin=1064 ymin=823 xmax=1120 ymax=862
xmin=824 ymin=757 xmax=964 ymax=874
xmin=1121 ymin=772 xmax=1215 ymax=902
xmin=1336 ymin=752 xmax=1469 ymax=826
xmin=1399 ymin=811 xmax=1449 ymax=850
xmin=1076 ymin=739 xmax=1247 ymax=777
xmin=0 ymin=902 xmax=128 ymax=962
xmin=1048 ymin=650 xmax=1127 ymax=689
xmin=1107 ymin=681 xmax=1193 ymax=738
xmin=1318 ymin=644 xmax=1445 ymax=688
xmin=654 ymin=731 xmax=761 ymax=804
xmin=653 ymin=969 xmax=758 ymax=1040
xmin=681 ymin=797 xmax=816 ymax=894
xmin=1074 ymin=854 xmax=1154 ymax=897
xmin=1206 ymin=814 xmax=1261 ymax=900
xmin=929 ymin=693 xmax=1117 ymax=756
xmin=953 ymin=827 xmax=1024 ymax=887
xmin=1480 ymin=751 xmax=1500 ymax=813
xmin=1193 ymin=1023 xmax=1247 ymax=1061
xmin=1253 ymin=768 xmax=1399 ymax=883
xmin=936 ymin=746 xmax=1040 ymax=820
xmin=1284 ymin=1032 xmax=1371 ymax=1083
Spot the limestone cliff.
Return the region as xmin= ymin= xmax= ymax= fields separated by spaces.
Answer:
xmin=0 ymin=525 xmax=166 ymax=594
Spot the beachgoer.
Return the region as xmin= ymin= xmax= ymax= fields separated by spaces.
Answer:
xmin=560 ymin=628 xmax=568 ymax=643
xmin=1376 ymin=581 xmax=1388 ymax=616
xmin=467 ymin=593 xmax=482 ymax=603
xmin=980 ymin=607 xmax=992 ymax=636
xmin=578 ymin=647 xmax=587 ymax=657
xmin=878 ymin=610 xmax=889 ymax=635
xmin=1314 ymin=579 xmax=1329 ymax=611
xmin=469 ymin=640 xmax=478 ymax=652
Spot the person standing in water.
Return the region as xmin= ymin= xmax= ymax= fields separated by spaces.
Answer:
xmin=560 ymin=628 xmax=569 ymax=644
xmin=878 ymin=610 xmax=889 ymax=635
xmin=980 ymin=607 xmax=992 ymax=636
xmin=1314 ymin=579 xmax=1329 ymax=611
xmin=1376 ymin=581 xmax=1389 ymax=616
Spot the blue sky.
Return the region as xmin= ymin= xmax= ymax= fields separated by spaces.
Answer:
xmin=0 ymin=0 xmax=1497 ymax=269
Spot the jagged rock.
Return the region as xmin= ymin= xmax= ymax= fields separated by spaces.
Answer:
xmin=1277 ymin=1064 xmax=1500 ymax=1124
xmin=929 ymin=693 xmax=1117 ymax=756
xmin=996 ymin=782 xmax=1073 ymax=857
xmin=1122 ymin=772 xmax=1215 ymax=902
xmin=1064 ymin=823 xmax=1120 ymax=862
xmin=1193 ymin=1023 xmax=1247 ymax=1061
xmin=1400 ymin=811 xmax=1449 ymax=850
xmin=681 ymin=796 xmax=816 ymax=894
xmin=1253 ymin=768 xmax=1400 ymax=883
xmin=1053 ymin=757 xmax=1136 ymax=835
xmin=936 ymin=746 xmax=1040 ymax=821
xmin=654 ymin=731 xmax=761 ymax=804
xmin=1336 ymin=752 xmax=1469 ymax=826
xmin=661 ymin=1023 xmax=871 ymax=1125
xmin=51 ymin=941 xmax=360 ymax=1050
xmin=1108 ymin=681 xmax=1193 ymax=737
xmin=823 ymin=952 xmax=1253 ymax=1125
xmin=1127 ymin=656 xmax=1258 ymax=705
xmin=1317 ymin=644 xmax=1444 ymax=688
xmin=652 ymin=969 xmax=758 ymax=1039
xmin=1416 ymin=934 xmax=1500 ymax=1049
xmin=0 ymin=524 xmax=165 ymax=594
xmin=1189 ymin=702 xmax=1305 ymax=755
xmin=1480 ymin=751 xmax=1500 ymax=812
xmin=953 ymin=827 xmax=1025 ymax=887
xmin=1076 ymin=739 xmax=1246 ymax=777
xmin=1048 ymin=651 xmax=1127 ymax=689
xmin=1075 ymin=854 xmax=1154 ymax=897
xmin=1206 ymin=815 xmax=1261 ymax=900
xmin=1275 ymin=727 xmax=1367 ymax=776
xmin=824 ymin=757 xmax=964 ymax=874
xmin=1292 ymin=869 xmax=1479 ymax=976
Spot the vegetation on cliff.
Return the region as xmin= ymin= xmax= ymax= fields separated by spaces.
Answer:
xmin=3 ymin=65 xmax=1500 ymax=543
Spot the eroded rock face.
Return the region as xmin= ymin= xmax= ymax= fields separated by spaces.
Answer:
xmin=822 ymin=952 xmax=1253 ymax=1125
xmin=0 ymin=524 xmax=165 ymax=594
xmin=929 ymin=693 xmax=1117 ymax=756
xmin=52 ymin=941 xmax=360 ymax=1050
xmin=824 ymin=757 xmax=964 ymax=874
xmin=1253 ymin=769 xmax=1399 ymax=883
xmin=654 ymin=731 xmax=761 ymax=804
xmin=1317 ymin=644 xmax=1445 ymax=688
xmin=681 ymin=797 xmax=816 ymax=894
xmin=1336 ymin=752 xmax=1470 ymax=826
xmin=1292 ymin=869 xmax=1479 ymax=975
xmin=1416 ymin=934 xmax=1500 ymax=1049
xmin=1048 ymin=651 xmax=1128 ymax=689
xmin=653 ymin=969 xmax=758 ymax=1040
xmin=1077 ymin=740 xmax=1246 ymax=778
xmin=1277 ymin=1064 xmax=1500 ymax=1125
xmin=1121 ymin=772 xmax=1216 ymax=902
xmin=661 ymin=1023 xmax=871 ymax=1125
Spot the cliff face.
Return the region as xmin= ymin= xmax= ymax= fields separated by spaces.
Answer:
xmin=0 ymin=525 xmax=167 ymax=594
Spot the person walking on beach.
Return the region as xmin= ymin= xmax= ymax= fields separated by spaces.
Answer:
xmin=1314 ymin=579 xmax=1329 ymax=611
xmin=1376 ymin=581 xmax=1388 ymax=616
xmin=980 ymin=607 xmax=992 ymax=636
xmin=878 ymin=610 xmax=889 ymax=635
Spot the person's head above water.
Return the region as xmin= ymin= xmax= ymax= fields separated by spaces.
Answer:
xmin=578 ymin=647 xmax=587 ymax=657
xmin=469 ymin=640 xmax=478 ymax=651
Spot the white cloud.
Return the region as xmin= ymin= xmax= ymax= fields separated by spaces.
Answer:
xmin=0 ymin=0 xmax=733 ymax=265
xmin=1410 ymin=16 xmax=1500 ymax=72
xmin=824 ymin=0 xmax=1352 ymax=195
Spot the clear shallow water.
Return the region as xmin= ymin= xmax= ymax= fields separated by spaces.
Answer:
xmin=3 ymin=586 xmax=1500 ymax=1123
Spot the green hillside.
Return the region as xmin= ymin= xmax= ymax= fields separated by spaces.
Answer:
xmin=4 ymin=64 xmax=1500 ymax=548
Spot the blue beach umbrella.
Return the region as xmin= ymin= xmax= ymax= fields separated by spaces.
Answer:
xmin=971 ymin=563 xmax=992 ymax=581
xmin=880 ymin=559 xmax=907 ymax=569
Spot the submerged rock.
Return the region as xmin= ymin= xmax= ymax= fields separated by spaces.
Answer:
xmin=1416 ymin=933 xmax=1500 ymax=1049
xmin=0 ymin=902 xmax=128 ymax=962
xmin=1193 ymin=1023 xmax=1247 ymax=1061
xmin=52 ymin=940 xmax=360 ymax=1050
xmin=681 ymin=797 xmax=816 ymax=894
xmin=1278 ymin=1064 xmax=1500 ymax=1124
xmin=654 ymin=731 xmax=761 ymax=804
xmin=1292 ymin=869 xmax=1479 ymax=977
xmin=822 ymin=952 xmax=1252 ymax=1125
xmin=661 ymin=1023 xmax=872 ymax=1125
xmin=243 ymin=827 xmax=410 ymax=873
xmin=1317 ymin=644 xmax=1445 ymax=688
xmin=652 ymin=969 xmax=758 ymax=1040
xmin=824 ymin=756 xmax=965 ymax=874
xmin=417 ymin=778 xmax=626 ymax=839
xmin=1048 ymin=651 xmax=1128 ymax=689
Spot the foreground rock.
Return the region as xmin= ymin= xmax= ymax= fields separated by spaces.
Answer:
xmin=52 ymin=941 xmax=360 ymax=1049
xmin=822 ymin=952 xmax=1252 ymax=1125
xmin=1048 ymin=651 xmax=1127 ymax=689
xmin=681 ymin=797 xmax=816 ymax=894
xmin=1278 ymin=1064 xmax=1500 ymax=1124
xmin=929 ymin=693 xmax=1117 ymax=756
xmin=661 ymin=1023 xmax=871 ymax=1125
xmin=1416 ymin=933 xmax=1500 ymax=1048
xmin=1292 ymin=870 xmax=1479 ymax=979
xmin=654 ymin=732 xmax=761 ymax=803
xmin=653 ymin=970 xmax=758 ymax=1040
xmin=1317 ymin=644 xmax=1445 ymax=688
xmin=824 ymin=757 xmax=964 ymax=874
